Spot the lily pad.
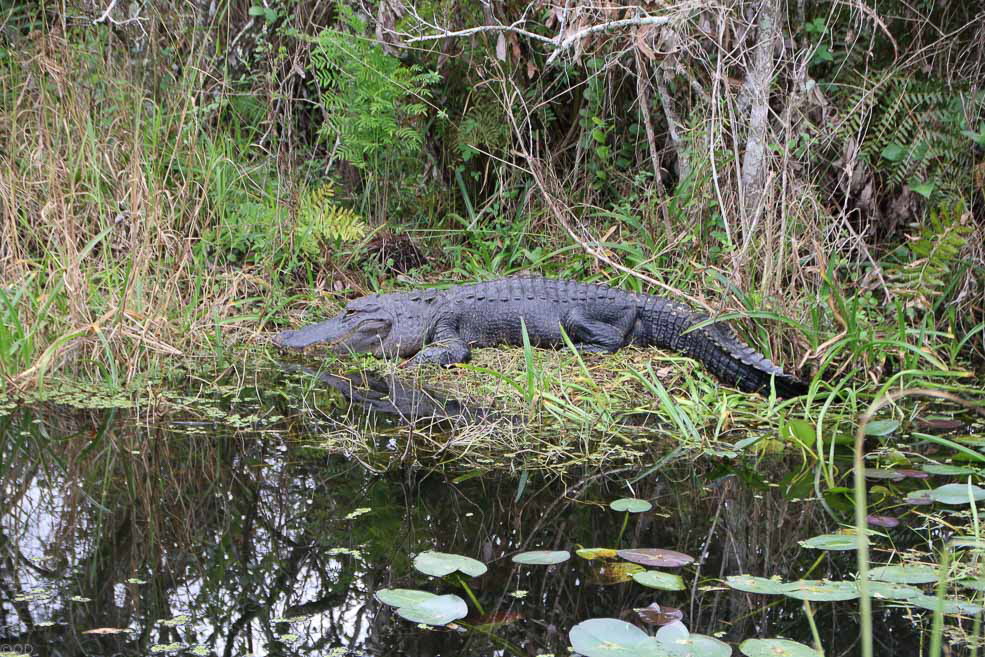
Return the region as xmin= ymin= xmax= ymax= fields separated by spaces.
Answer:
xmin=740 ymin=638 xmax=821 ymax=657
xmin=512 ymin=550 xmax=570 ymax=565
xmin=865 ymin=581 xmax=923 ymax=600
xmin=725 ymin=575 xmax=789 ymax=595
xmin=594 ymin=562 xmax=647 ymax=585
xmin=413 ymin=551 xmax=487 ymax=577
xmin=921 ymin=464 xmax=976 ymax=476
xmin=866 ymin=514 xmax=900 ymax=528
xmin=376 ymin=588 xmax=437 ymax=608
xmin=864 ymin=419 xmax=900 ymax=436
xmin=864 ymin=468 xmax=904 ymax=481
xmin=568 ymin=618 xmax=667 ymax=657
xmin=633 ymin=571 xmax=686 ymax=591
xmin=904 ymin=490 xmax=934 ymax=505
xmin=928 ymin=483 xmax=985 ymax=505
xmin=617 ymin=548 xmax=695 ymax=568
xmin=781 ymin=580 xmax=860 ymax=601
xmin=798 ymin=534 xmax=859 ymax=550
xmin=394 ymin=594 xmax=468 ymax=626
xmin=660 ymin=632 xmax=731 ymax=657
xmin=868 ymin=565 xmax=939 ymax=584
xmin=610 ymin=498 xmax=653 ymax=513
xmin=577 ymin=547 xmax=619 ymax=560
xmin=908 ymin=594 xmax=983 ymax=615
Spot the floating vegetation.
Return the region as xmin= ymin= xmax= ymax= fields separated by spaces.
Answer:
xmin=413 ymin=551 xmax=487 ymax=577
xmin=150 ymin=643 xmax=183 ymax=653
xmin=512 ymin=550 xmax=571 ymax=565
xmin=158 ymin=615 xmax=192 ymax=627
xmin=344 ymin=507 xmax=372 ymax=520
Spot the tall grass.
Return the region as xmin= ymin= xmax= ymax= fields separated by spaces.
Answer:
xmin=0 ymin=27 xmax=297 ymax=386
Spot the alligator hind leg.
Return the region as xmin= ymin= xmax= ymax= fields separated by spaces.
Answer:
xmin=563 ymin=306 xmax=637 ymax=353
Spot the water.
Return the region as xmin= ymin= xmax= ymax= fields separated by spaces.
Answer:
xmin=0 ymin=364 xmax=973 ymax=656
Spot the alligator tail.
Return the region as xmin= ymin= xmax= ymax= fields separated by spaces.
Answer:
xmin=641 ymin=298 xmax=808 ymax=398
xmin=693 ymin=321 xmax=808 ymax=397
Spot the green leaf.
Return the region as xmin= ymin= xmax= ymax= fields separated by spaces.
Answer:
xmin=866 ymin=581 xmax=923 ymax=600
xmin=880 ymin=143 xmax=907 ymax=162
xmin=610 ymin=498 xmax=653 ymax=513
xmin=577 ymin=547 xmax=619 ymax=560
xmin=921 ymin=464 xmax=976 ymax=475
xmin=512 ymin=550 xmax=570 ymax=565
xmin=394 ymin=594 xmax=468 ymax=626
xmin=799 ymin=534 xmax=859 ymax=550
xmin=781 ymin=580 xmax=860 ymax=601
xmin=929 ymin=483 xmax=985 ymax=505
xmin=908 ymin=594 xmax=983 ymax=615
xmin=376 ymin=588 xmax=437 ymax=608
xmin=909 ymin=180 xmax=936 ymax=198
xmin=413 ymin=551 xmax=487 ymax=577
xmin=740 ymin=638 xmax=821 ymax=657
xmin=632 ymin=571 xmax=686 ymax=591
xmin=868 ymin=565 xmax=939 ymax=584
xmin=725 ymin=575 xmax=789 ymax=595
xmin=863 ymin=419 xmax=900 ymax=436
xmin=659 ymin=632 xmax=731 ymax=657
xmin=569 ymin=618 xmax=668 ymax=657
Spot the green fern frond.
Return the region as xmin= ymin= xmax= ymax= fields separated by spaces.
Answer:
xmin=297 ymin=183 xmax=367 ymax=253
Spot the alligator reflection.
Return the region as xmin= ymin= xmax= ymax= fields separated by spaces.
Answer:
xmin=282 ymin=364 xmax=493 ymax=425
xmin=0 ymin=400 xmax=926 ymax=657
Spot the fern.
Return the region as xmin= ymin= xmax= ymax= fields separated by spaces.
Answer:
xmin=310 ymin=20 xmax=439 ymax=171
xmin=885 ymin=201 xmax=973 ymax=312
xmin=296 ymin=183 xmax=367 ymax=255
xmin=831 ymin=73 xmax=983 ymax=199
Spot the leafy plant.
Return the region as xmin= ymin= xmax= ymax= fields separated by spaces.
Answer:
xmin=295 ymin=182 xmax=367 ymax=256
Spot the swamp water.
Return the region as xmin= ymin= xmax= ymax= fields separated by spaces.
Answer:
xmin=1 ymin=362 xmax=981 ymax=656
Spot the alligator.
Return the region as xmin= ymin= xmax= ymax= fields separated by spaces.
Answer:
xmin=273 ymin=277 xmax=808 ymax=397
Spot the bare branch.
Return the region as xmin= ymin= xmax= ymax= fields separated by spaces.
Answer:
xmin=545 ymin=15 xmax=673 ymax=64
xmin=406 ymin=21 xmax=555 ymax=45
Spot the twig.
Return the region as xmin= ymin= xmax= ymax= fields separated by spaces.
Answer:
xmin=93 ymin=0 xmax=120 ymax=24
xmin=545 ymin=15 xmax=673 ymax=65
xmin=407 ymin=21 xmax=555 ymax=45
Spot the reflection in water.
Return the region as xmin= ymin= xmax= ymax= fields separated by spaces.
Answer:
xmin=0 ymin=371 xmax=942 ymax=656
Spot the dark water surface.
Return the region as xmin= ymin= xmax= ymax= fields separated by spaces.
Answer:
xmin=0 ymin=366 xmax=964 ymax=656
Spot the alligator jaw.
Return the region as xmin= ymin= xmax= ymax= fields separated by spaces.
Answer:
xmin=273 ymin=317 xmax=350 ymax=351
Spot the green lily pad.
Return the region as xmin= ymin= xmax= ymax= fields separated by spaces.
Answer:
xmin=632 ymin=570 xmax=686 ymax=591
xmin=512 ymin=550 xmax=570 ymax=565
xmin=781 ymin=580 xmax=860 ymax=601
xmin=568 ymin=618 xmax=667 ymax=657
xmin=908 ymin=594 xmax=983 ymax=615
xmin=868 ymin=565 xmax=939 ymax=584
xmin=725 ymin=575 xmax=789 ymax=595
xmin=921 ymin=464 xmax=976 ymax=475
xmin=413 ymin=551 xmax=487 ymax=577
xmin=593 ymin=562 xmax=647 ymax=585
xmin=740 ymin=638 xmax=821 ymax=657
xmin=376 ymin=588 xmax=437 ymax=608
xmin=865 ymin=581 xmax=923 ymax=600
xmin=658 ymin=631 xmax=731 ymax=657
xmin=610 ymin=498 xmax=653 ymax=513
xmin=799 ymin=534 xmax=859 ymax=550
xmin=864 ymin=468 xmax=904 ymax=481
xmin=394 ymin=594 xmax=468 ymax=626
xmin=928 ymin=483 xmax=985 ymax=504
xmin=904 ymin=490 xmax=935 ymax=505
xmin=864 ymin=419 xmax=900 ymax=436
xmin=617 ymin=548 xmax=694 ymax=568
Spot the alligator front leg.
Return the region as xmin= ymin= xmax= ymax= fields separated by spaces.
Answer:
xmin=410 ymin=318 xmax=471 ymax=366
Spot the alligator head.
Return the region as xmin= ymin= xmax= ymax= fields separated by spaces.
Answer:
xmin=273 ymin=292 xmax=431 ymax=358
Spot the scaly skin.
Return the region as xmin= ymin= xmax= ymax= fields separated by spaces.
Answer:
xmin=274 ymin=277 xmax=808 ymax=397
